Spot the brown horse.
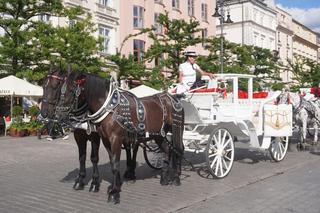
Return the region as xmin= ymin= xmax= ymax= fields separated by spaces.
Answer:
xmin=41 ymin=69 xmax=101 ymax=192
xmin=51 ymin=70 xmax=184 ymax=204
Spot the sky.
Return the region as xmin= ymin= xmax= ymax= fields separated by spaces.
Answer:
xmin=274 ymin=0 xmax=320 ymax=33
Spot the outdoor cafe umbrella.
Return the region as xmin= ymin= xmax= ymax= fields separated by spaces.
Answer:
xmin=0 ymin=75 xmax=43 ymax=118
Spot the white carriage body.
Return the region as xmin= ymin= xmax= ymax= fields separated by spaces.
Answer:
xmin=140 ymin=73 xmax=293 ymax=178
xmin=181 ymin=74 xmax=292 ymax=152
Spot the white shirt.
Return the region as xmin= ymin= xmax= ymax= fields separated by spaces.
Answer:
xmin=179 ymin=61 xmax=200 ymax=87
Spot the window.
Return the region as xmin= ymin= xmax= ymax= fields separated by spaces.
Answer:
xmin=154 ymin=0 xmax=163 ymax=4
xmin=39 ymin=14 xmax=50 ymax=22
xmin=155 ymin=54 xmax=164 ymax=66
xmin=133 ymin=39 xmax=145 ymax=62
xmin=202 ymin=28 xmax=208 ymax=47
xmin=172 ymin=0 xmax=179 ymax=9
xmin=133 ymin=6 xmax=144 ymax=28
xmin=154 ymin=13 xmax=162 ymax=34
xmin=69 ymin=19 xmax=76 ymax=28
xmin=188 ymin=0 xmax=194 ymax=16
xmin=99 ymin=26 xmax=110 ymax=53
xmin=99 ymin=0 xmax=108 ymax=7
xmin=201 ymin=3 xmax=208 ymax=22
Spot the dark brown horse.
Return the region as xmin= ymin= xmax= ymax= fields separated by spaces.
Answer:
xmin=41 ymin=69 xmax=101 ymax=192
xmin=51 ymin=70 xmax=184 ymax=204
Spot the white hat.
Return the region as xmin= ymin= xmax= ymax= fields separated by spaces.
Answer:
xmin=184 ymin=51 xmax=197 ymax=57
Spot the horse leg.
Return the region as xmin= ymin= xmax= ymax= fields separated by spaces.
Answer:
xmin=105 ymin=138 xmax=122 ymax=204
xmin=124 ymin=142 xmax=138 ymax=181
xmin=89 ymin=132 xmax=101 ymax=192
xmin=171 ymin=132 xmax=184 ymax=186
xmin=313 ymin=122 xmax=318 ymax=145
xmin=73 ymin=129 xmax=87 ymax=190
xmin=157 ymin=138 xmax=170 ymax=186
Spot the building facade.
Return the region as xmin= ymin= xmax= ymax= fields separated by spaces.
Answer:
xmin=292 ymin=20 xmax=318 ymax=62
xmin=217 ymin=0 xmax=277 ymax=51
xmin=119 ymin=0 xmax=216 ymax=64
xmin=55 ymin=0 xmax=120 ymax=56
xmin=274 ymin=6 xmax=293 ymax=83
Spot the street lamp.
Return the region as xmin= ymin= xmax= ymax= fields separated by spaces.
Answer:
xmin=212 ymin=0 xmax=233 ymax=74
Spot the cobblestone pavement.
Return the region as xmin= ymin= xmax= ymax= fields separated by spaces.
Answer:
xmin=0 ymin=135 xmax=319 ymax=213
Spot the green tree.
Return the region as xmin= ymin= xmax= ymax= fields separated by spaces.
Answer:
xmin=145 ymin=12 xmax=203 ymax=88
xmin=0 ymin=0 xmax=63 ymax=78
xmin=0 ymin=1 xmax=103 ymax=82
xmin=289 ymin=56 xmax=320 ymax=89
xmin=29 ymin=6 xmax=103 ymax=80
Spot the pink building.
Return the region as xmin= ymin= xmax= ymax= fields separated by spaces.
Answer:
xmin=119 ymin=0 xmax=216 ymax=65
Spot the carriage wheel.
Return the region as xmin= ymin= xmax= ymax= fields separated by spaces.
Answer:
xmin=143 ymin=140 xmax=163 ymax=170
xmin=269 ymin=136 xmax=289 ymax=162
xmin=205 ymin=128 xmax=234 ymax=178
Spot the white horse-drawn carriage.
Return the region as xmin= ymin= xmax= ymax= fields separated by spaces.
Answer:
xmin=144 ymin=74 xmax=293 ymax=178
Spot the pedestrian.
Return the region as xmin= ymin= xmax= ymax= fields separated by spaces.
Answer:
xmin=176 ymin=51 xmax=215 ymax=94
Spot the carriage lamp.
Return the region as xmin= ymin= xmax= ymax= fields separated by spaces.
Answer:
xmin=212 ymin=0 xmax=233 ymax=74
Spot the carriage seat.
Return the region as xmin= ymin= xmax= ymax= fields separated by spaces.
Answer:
xmin=238 ymin=90 xmax=268 ymax=99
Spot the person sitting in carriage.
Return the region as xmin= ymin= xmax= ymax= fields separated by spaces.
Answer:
xmin=176 ymin=51 xmax=215 ymax=94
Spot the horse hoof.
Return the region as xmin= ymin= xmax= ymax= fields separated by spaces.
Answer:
xmin=73 ymin=182 xmax=85 ymax=190
xmin=160 ymin=177 xmax=169 ymax=186
xmin=172 ymin=177 xmax=181 ymax=186
xmin=123 ymin=171 xmax=136 ymax=181
xmin=108 ymin=193 xmax=120 ymax=204
xmin=89 ymin=184 xmax=100 ymax=192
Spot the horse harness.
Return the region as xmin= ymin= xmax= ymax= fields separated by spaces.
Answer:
xmin=64 ymin=78 xmax=183 ymax=138
xmin=287 ymin=93 xmax=320 ymax=124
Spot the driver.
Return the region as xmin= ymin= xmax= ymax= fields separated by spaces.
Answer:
xmin=177 ymin=51 xmax=215 ymax=94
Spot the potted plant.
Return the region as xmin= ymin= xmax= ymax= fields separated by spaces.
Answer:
xmin=12 ymin=105 xmax=23 ymax=121
xmin=28 ymin=106 xmax=40 ymax=121
xmin=9 ymin=121 xmax=27 ymax=137
xmin=26 ymin=120 xmax=43 ymax=136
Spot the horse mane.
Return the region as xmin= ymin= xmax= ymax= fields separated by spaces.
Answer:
xmin=71 ymin=71 xmax=110 ymax=104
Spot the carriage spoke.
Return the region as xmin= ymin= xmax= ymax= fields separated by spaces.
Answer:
xmin=213 ymin=135 xmax=219 ymax=146
xmin=219 ymin=158 xmax=224 ymax=176
xmin=224 ymin=155 xmax=232 ymax=161
xmin=222 ymin=157 xmax=228 ymax=170
xmin=209 ymin=152 xmax=218 ymax=159
xmin=222 ymin=138 xmax=232 ymax=150
xmin=210 ymin=155 xmax=218 ymax=169
xmin=221 ymin=131 xmax=227 ymax=146
xmin=218 ymin=130 xmax=222 ymax=145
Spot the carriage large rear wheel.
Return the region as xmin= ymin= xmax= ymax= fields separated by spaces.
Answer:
xmin=269 ymin=136 xmax=289 ymax=162
xmin=143 ymin=140 xmax=163 ymax=170
xmin=205 ymin=128 xmax=234 ymax=178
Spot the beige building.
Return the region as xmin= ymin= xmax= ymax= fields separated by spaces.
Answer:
xmin=275 ymin=6 xmax=293 ymax=83
xmin=119 ymin=0 xmax=216 ymax=64
xmin=292 ymin=19 xmax=318 ymax=63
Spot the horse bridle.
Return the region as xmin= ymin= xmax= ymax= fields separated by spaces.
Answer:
xmin=42 ymin=74 xmax=66 ymax=107
xmin=56 ymin=76 xmax=85 ymax=117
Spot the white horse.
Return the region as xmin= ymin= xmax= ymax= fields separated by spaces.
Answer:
xmin=277 ymin=91 xmax=319 ymax=145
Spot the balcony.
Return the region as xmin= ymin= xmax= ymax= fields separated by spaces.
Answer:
xmin=64 ymin=0 xmax=84 ymax=6
xmin=96 ymin=3 xmax=116 ymax=18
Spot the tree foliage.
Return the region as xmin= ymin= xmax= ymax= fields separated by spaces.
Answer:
xmin=0 ymin=0 xmax=63 ymax=79
xmin=145 ymin=12 xmax=203 ymax=88
xmin=0 ymin=1 xmax=103 ymax=82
